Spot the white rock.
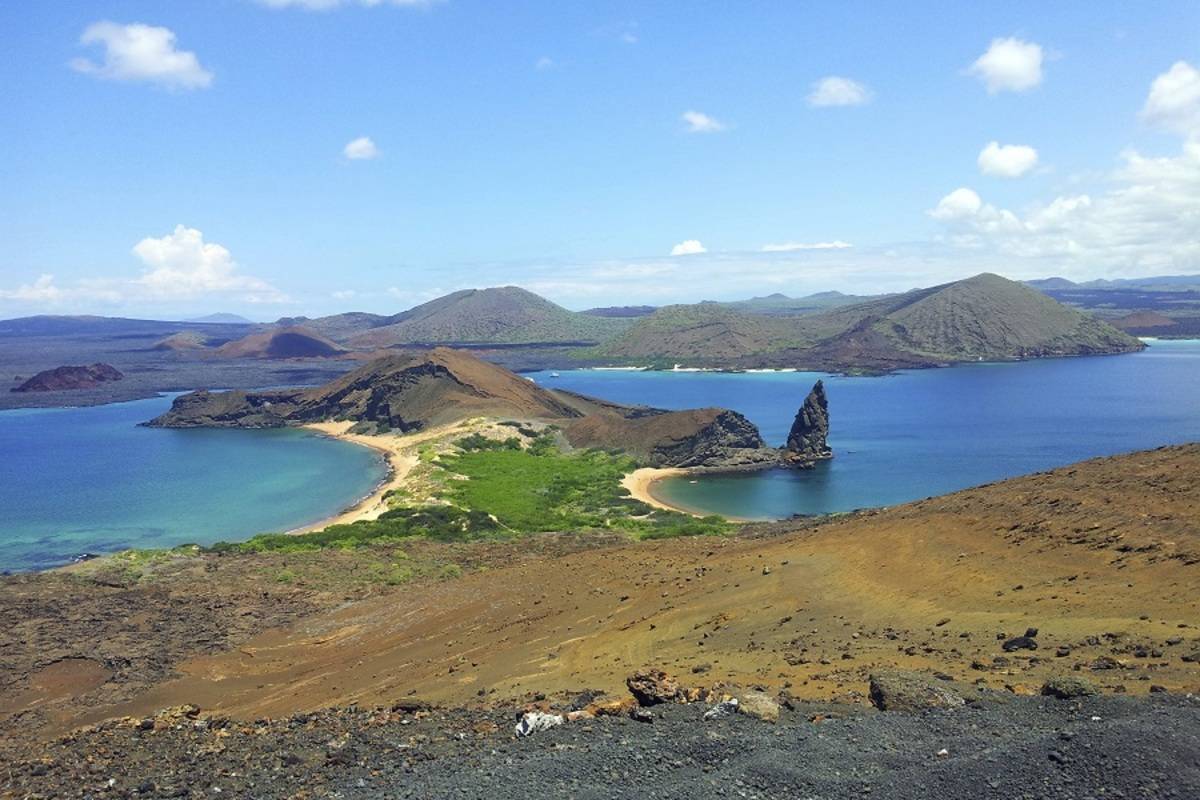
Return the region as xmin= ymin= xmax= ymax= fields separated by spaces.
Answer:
xmin=515 ymin=711 xmax=564 ymax=737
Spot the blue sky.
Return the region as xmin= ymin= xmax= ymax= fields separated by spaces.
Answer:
xmin=2 ymin=1 xmax=1198 ymax=319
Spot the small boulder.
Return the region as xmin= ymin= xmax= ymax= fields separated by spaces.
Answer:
xmin=514 ymin=711 xmax=563 ymax=737
xmin=1041 ymin=677 xmax=1098 ymax=699
xmin=1002 ymin=636 xmax=1038 ymax=652
xmin=585 ymin=697 xmax=637 ymax=717
xmin=737 ymin=691 xmax=780 ymax=723
xmin=626 ymin=668 xmax=685 ymax=706
xmin=868 ymin=671 xmax=965 ymax=712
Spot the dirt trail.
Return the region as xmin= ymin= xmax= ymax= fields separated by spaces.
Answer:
xmin=77 ymin=444 xmax=1200 ymax=728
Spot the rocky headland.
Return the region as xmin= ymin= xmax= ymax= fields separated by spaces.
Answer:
xmin=147 ymin=348 xmax=826 ymax=473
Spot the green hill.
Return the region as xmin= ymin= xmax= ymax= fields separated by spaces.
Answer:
xmin=347 ymin=287 xmax=629 ymax=347
xmin=592 ymin=273 xmax=1143 ymax=369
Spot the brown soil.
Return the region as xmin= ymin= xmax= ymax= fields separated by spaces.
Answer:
xmin=0 ymin=534 xmax=626 ymax=747
xmin=7 ymin=443 xmax=1190 ymax=741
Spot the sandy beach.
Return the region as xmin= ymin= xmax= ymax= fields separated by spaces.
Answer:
xmin=290 ymin=422 xmax=419 ymax=534
xmin=620 ymin=467 xmax=695 ymax=515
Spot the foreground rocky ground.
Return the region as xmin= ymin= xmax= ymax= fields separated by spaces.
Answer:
xmin=2 ymin=444 xmax=1199 ymax=797
xmin=5 ymin=693 xmax=1199 ymax=799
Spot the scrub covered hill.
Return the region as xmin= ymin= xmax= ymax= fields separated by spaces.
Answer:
xmin=594 ymin=273 xmax=1143 ymax=369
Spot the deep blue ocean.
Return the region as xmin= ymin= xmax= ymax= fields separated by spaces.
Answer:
xmin=0 ymin=395 xmax=387 ymax=571
xmin=2 ymin=341 xmax=1197 ymax=571
xmin=528 ymin=339 xmax=1200 ymax=520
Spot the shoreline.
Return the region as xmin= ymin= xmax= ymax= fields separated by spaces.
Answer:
xmin=288 ymin=422 xmax=417 ymax=535
xmin=620 ymin=467 xmax=693 ymax=515
xmin=621 ymin=467 xmax=761 ymax=523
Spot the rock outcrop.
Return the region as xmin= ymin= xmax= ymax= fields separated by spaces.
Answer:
xmin=782 ymin=380 xmax=832 ymax=466
xmin=12 ymin=363 xmax=124 ymax=393
xmin=565 ymin=407 xmax=778 ymax=469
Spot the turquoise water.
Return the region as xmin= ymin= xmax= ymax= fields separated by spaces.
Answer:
xmin=528 ymin=340 xmax=1200 ymax=520
xmin=0 ymin=395 xmax=387 ymax=571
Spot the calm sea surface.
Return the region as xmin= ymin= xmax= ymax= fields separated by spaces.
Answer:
xmin=0 ymin=395 xmax=387 ymax=571
xmin=3 ymin=341 xmax=1197 ymax=571
xmin=527 ymin=339 xmax=1200 ymax=520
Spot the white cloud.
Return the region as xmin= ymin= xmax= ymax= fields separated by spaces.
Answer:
xmin=535 ymin=56 xmax=555 ymax=71
xmin=761 ymin=241 xmax=853 ymax=252
xmin=929 ymin=188 xmax=984 ymax=220
xmin=343 ymin=136 xmax=380 ymax=160
xmin=332 ymin=289 xmax=357 ymax=301
xmin=133 ymin=225 xmax=283 ymax=301
xmin=807 ymin=77 xmax=872 ymax=107
xmin=978 ymin=141 xmax=1039 ymax=177
xmin=70 ymin=21 xmax=213 ymax=90
xmin=258 ymin=0 xmax=441 ymax=9
xmin=681 ymin=110 xmax=727 ymax=133
xmin=670 ymin=239 xmax=707 ymax=256
xmin=0 ymin=274 xmax=63 ymax=302
xmin=929 ymin=139 xmax=1200 ymax=273
xmin=1141 ymin=61 xmax=1200 ymax=136
xmin=968 ymin=37 xmax=1044 ymax=93
xmin=2 ymin=227 xmax=283 ymax=309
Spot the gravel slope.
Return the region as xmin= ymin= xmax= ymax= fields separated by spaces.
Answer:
xmin=5 ymin=695 xmax=1198 ymax=799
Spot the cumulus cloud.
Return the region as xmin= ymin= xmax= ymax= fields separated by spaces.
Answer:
xmin=2 ymin=227 xmax=283 ymax=309
xmin=133 ymin=225 xmax=283 ymax=301
xmin=761 ymin=241 xmax=853 ymax=252
xmin=535 ymin=56 xmax=555 ymax=71
xmin=258 ymin=0 xmax=441 ymax=9
xmin=929 ymin=139 xmax=1200 ymax=273
xmin=1141 ymin=61 xmax=1200 ymax=136
xmin=0 ymin=274 xmax=64 ymax=302
xmin=929 ymin=188 xmax=984 ymax=220
xmin=807 ymin=77 xmax=872 ymax=107
xmin=70 ymin=21 xmax=213 ymax=90
xmin=343 ymin=136 xmax=380 ymax=160
xmin=670 ymin=239 xmax=707 ymax=256
xmin=978 ymin=141 xmax=1039 ymax=177
xmin=681 ymin=111 xmax=727 ymax=133
xmin=968 ymin=37 xmax=1044 ymax=93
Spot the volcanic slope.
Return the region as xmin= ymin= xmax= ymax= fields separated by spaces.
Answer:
xmin=148 ymin=348 xmax=780 ymax=467
xmin=75 ymin=443 xmax=1200 ymax=726
xmin=215 ymin=326 xmax=348 ymax=359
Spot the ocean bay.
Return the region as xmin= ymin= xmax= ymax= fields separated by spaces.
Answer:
xmin=0 ymin=395 xmax=387 ymax=571
xmin=530 ymin=340 xmax=1200 ymax=519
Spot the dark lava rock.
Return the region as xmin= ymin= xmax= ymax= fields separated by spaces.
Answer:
xmin=13 ymin=363 xmax=123 ymax=392
xmin=783 ymin=380 xmax=832 ymax=466
xmin=1002 ymin=636 xmax=1039 ymax=652
xmin=868 ymin=670 xmax=965 ymax=712
xmin=1041 ymin=677 xmax=1099 ymax=699
xmin=1091 ymin=656 xmax=1124 ymax=671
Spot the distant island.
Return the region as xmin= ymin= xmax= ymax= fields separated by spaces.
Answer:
xmin=0 ymin=270 xmax=1167 ymax=410
xmin=11 ymin=363 xmax=123 ymax=393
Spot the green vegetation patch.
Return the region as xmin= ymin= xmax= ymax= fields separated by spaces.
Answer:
xmin=210 ymin=506 xmax=501 ymax=554
xmin=211 ymin=435 xmax=729 ymax=555
xmin=437 ymin=439 xmax=729 ymax=538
